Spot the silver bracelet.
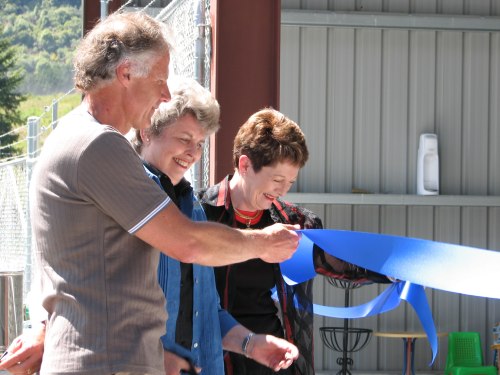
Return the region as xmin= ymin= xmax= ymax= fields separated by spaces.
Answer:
xmin=241 ymin=332 xmax=255 ymax=358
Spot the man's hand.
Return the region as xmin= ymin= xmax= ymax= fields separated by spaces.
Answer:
xmin=163 ymin=350 xmax=200 ymax=375
xmin=0 ymin=322 xmax=45 ymax=375
xmin=254 ymin=223 xmax=300 ymax=263
xmin=247 ymin=334 xmax=299 ymax=371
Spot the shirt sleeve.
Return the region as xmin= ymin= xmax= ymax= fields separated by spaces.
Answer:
xmin=77 ymin=130 xmax=171 ymax=233
xmin=218 ymin=307 xmax=239 ymax=339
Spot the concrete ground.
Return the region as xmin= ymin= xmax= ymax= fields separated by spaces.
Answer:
xmin=316 ymin=372 xmax=441 ymax=375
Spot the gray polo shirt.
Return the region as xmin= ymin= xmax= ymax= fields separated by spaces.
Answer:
xmin=30 ymin=107 xmax=170 ymax=375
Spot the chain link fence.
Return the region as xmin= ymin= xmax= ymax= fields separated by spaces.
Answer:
xmin=0 ymin=159 xmax=29 ymax=273
xmin=158 ymin=0 xmax=212 ymax=189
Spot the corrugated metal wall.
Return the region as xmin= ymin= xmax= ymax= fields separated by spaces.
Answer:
xmin=279 ymin=0 xmax=500 ymax=372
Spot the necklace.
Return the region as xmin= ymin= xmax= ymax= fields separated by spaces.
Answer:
xmin=233 ymin=207 xmax=263 ymax=228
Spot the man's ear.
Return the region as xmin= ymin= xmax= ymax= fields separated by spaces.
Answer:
xmin=139 ymin=129 xmax=148 ymax=143
xmin=116 ymin=62 xmax=132 ymax=86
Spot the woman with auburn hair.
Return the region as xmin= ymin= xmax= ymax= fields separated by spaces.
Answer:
xmin=199 ymin=108 xmax=391 ymax=375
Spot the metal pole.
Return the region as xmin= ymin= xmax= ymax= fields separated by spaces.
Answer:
xmin=100 ymin=0 xmax=109 ymax=20
xmin=192 ymin=0 xmax=206 ymax=190
xmin=25 ymin=117 xmax=40 ymax=298
xmin=51 ymin=99 xmax=58 ymax=130
xmin=194 ymin=0 xmax=205 ymax=85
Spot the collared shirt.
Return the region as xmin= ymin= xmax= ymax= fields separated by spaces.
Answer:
xmin=143 ymin=166 xmax=238 ymax=374
xmin=32 ymin=107 xmax=170 ymax=375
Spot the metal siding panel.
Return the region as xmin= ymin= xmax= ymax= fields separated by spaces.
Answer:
xmin=406 ymin=206 xmax=435 ymax=370
xmin=385 ymin=0 xmax=411 ymax=12
xmin=350 ymin=200 xmax=383 ymax=375
xmin=495 ymin=0 xmax=500 ymax=16
xmin=280 ymin=26 xmax=300 ymax=124
xmin=436 ymin=31 xmax=463 ymax=195
xmin=462 ymin=207 xmax=488 ymax=248
xmin=351 ymin=205 xmax=380 ymax=323
xmin=353 ymin=205 xmax=380 ymax=233
xmin=280 ymin=25 xmax=302 ymax=194
xmin=302 ymin=0 xmax=328 ymax=10
xmin=378 ymin=206 xmax=407 ymax=370
xmin=281 ymin=0 xmax=301 ymax=9
xmin=432 ymin=207 xmax=461 ymax=369
xmin=324 ymin=204 xmax=352 ymax=230
xmin=465 ymin=0 xmax=492 ymax=16
xmin=354 ymin=29 xmax=383 ymax=193
xmin=408 ymin=30 xmax=436 ymax=194
xmin=433 ymin=207 xmax=461 ymax=333
xmin=405 ymin=206 xmax=434 ymax=370
xmin=282 ymin=0 xmax=497 ymax=15
xmin=460 ymin=207 xmax=488 ymax=345
xmin=329 ymin=0 xmax=357 ymax=11
xmin=408 ymin=206 xmax=434 ymax=240
xmin=488 ymin=207 xmax=500 ymax=252
xmin=299 ymin=27 xmax=328 ymax=193
xmin=486 ymin=207 xmax=500 ymax=364
xmin=279 ymin=7 xmax=500 ymax=371
xmin=440 ymin=0 xmax=464 ymax=13
xmin=351 ymin=205 xmax=381 ymax=370
xmin=354 ymin=0 xmax=383 ymax=12
xmin=490 ymin=34 xmax=500 ymax=195
xmin=462 ymin=33 xmax=490 ymax=195
xmin=381 ymin=29 xmax=410 ymax=194
xmin=411 ymin=0 xmax=438 ymax=13
xmin=327 ymin=28 xmax=356 ymax=193
xmin=381 ymin=205 xmax=407 ymax=237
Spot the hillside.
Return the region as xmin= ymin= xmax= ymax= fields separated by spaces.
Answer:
xmin=0 ymin=0 xmax=81 ymax=95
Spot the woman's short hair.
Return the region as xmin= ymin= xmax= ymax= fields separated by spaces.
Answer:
xmin=74 ymin=12 xmax=173 ymax=92
xmin=132 ymin=77 xmax=220 ymax=154
xmin=232 ymin=108 xmax=309 ymax=172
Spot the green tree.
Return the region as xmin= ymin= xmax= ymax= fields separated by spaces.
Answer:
xmin=0 ymin=29 xmax=26 ymax=158
xmin=11 ymin=16 xmax=36 ymax=48
xmin=0 ymin=1 xmax=83 ymax=94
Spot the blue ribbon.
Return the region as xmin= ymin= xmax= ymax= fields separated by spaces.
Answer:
xmin=280 ymin=229 xmax=500 ymax=364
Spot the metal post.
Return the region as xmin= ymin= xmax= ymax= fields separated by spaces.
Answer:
xmin=100 ymin=0 xmax=109 ymax=20
xmin=192 ymin=0 xmax=206 ymax=190
xmin=51 ymin=99 xmax=58 ymax=130
xmin=25 ymin=117 xmax=40 ymax=299
xmin=194 ymin=0 xmax=205 ymax=85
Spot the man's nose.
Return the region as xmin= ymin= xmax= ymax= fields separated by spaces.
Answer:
xmin=161 ymin=83 xmax=171 ymax=102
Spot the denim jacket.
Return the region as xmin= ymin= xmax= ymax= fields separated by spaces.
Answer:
xmin=144 ymin=166 xmax=238 ymax=374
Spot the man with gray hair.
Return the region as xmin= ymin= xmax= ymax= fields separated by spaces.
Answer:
xmin=0 ymin=11 xmax=299 ymax=375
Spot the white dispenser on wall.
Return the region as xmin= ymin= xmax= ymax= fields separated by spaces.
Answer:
xmin=417 ymin=133 xmax=439 ymax=195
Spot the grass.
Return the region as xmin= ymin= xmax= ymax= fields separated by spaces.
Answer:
xmin=19 ymin=90 xmax=81 ymax=128
xmin=13 ymin=91 xmax=81 ymax=155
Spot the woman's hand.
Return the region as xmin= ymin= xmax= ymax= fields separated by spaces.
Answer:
xmin=0 ymin=322 xmax=45 ymax=375
xmin=246 ymin=334 xmax=299 ymax=372
xmin=223 ymin=325 xmax=299 ymax=372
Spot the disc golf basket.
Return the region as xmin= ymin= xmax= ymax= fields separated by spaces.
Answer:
xmin=319 ymin=278 xmax=372 ymax=375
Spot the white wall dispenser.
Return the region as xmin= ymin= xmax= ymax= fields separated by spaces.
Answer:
xmin=417 ymin=133 xmax=439 ymax=195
